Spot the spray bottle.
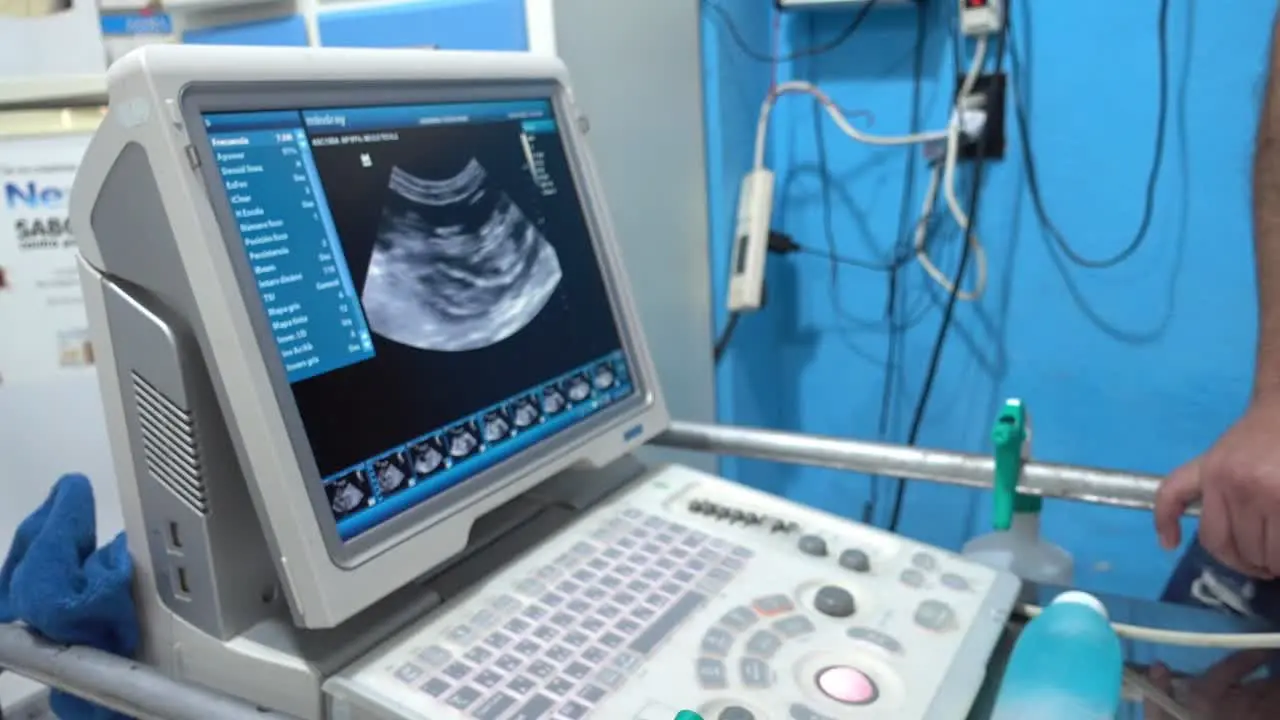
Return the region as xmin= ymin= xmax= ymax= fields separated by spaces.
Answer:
xmin=962 ymin=399 xmax=1073 ymax=601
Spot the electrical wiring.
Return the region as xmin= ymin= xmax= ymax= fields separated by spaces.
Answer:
xmin=1005 ymin=0 xmax=1171 ymax=269
xmin=752 ymin=82 xmax=951 ymax=170
xmin=713 ymin=312 xmax=740 ymax=364
xmin=887 ymin=27 xmax=1006 ymax=534
xmin=1018 ymin=602 xmax=1280 ymax=650
xmin=703 ymin=0 xmax=880 ymax=64
xmin=910 ymin=35 xmax=990 ymax=301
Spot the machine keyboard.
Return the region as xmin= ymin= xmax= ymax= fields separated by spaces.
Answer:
xmin=391 ymin=508 xmax=753 ymax=718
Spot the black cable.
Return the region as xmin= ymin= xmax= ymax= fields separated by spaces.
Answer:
xmin=887 ymin=20 xmax=1008 ymax=534
xmin=704 ymin=0 xmax=879 ymax=64
xmin=713 ymin=312 xmax=740 ymax=364
xmin=1006 ymin=0 xmax=1170 ymax=269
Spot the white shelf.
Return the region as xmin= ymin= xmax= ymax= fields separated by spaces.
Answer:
xmin=0 ymin=75 xmax=107 ymax=109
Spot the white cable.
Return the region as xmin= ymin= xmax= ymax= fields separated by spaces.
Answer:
xmin=912 ymin=35 xmax=990 ymax=301
xmin=1122 ymin=668 xmax=1200 ymax=720
xmin=1019 ymin=603 xmax=1280 ymax=649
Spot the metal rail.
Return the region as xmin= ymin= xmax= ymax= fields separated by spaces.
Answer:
xmin=652 ymin=420 xmax=1190 ymax=515
xmin=0 ymin=623 xmax=294 ymax=720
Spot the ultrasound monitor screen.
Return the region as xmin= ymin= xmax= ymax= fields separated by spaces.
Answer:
xmin=202 ymin=99 xmax=636 ymax=540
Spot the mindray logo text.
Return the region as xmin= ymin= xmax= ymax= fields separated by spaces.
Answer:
xmin=4 ymin=181 xmax=69 ymax=210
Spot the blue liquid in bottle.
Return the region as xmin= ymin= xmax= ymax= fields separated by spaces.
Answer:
xmin=991 ymin=591 xmax=1123 ymax=720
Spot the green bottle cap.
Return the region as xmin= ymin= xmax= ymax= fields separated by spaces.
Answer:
xmin=991 ymin=398 xmax=1041 ymax=531
xmin=675 ymin=712 xmax=704 ymax=720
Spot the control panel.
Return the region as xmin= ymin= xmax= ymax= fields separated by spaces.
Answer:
xmin=327 ymin=465 xmax=1021 ymax=720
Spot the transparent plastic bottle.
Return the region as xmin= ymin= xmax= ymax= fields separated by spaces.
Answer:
xmin=990 ymin=591 xmax=1124 ymax=720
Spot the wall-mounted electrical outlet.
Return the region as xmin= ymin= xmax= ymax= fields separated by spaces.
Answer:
xmin=955 ymin=72 xmax=1006 ymax=161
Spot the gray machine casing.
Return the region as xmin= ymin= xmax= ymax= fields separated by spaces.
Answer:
xmin=69 ymin=46 xmax=670 ymax=718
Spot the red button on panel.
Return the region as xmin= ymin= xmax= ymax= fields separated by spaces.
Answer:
xmin=815 ymin=665 xmax=878 ymax=706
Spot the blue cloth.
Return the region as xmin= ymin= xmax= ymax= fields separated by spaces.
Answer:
xmin=0 ymin=474 xmax=138 ymax=720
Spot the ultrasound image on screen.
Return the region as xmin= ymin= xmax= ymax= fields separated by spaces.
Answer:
xmin=287 ymin=106 xmax=629 ymax=485
xmin=363 ymin=161 xmax=563 ymax=352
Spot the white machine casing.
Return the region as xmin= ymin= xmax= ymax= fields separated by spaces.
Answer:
xmin=70 ymin=45 xmax=669 ymax=717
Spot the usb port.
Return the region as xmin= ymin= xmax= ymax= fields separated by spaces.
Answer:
xmin=168 ymin=521 xmax=182 ymax=550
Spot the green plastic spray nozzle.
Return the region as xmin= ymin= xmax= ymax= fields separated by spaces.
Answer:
xmin=991 ymin=399 xmax=1041 ymax=531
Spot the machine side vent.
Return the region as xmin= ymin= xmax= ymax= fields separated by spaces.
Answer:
xmin=132 ymin=372 xmax=208 ymax=515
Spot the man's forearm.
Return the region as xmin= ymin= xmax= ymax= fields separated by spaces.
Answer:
xmin=1255 ymin=22 xmax=1280 ymax=398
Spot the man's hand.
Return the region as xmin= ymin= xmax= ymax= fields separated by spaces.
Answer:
xmin=1144 ymin=652 xmax=1278 ymax=720
xmin=1155 ymin=394 xmax=1280 ymax=579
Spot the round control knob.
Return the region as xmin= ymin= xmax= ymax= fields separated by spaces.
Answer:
xmin=816 ymin=665 xmax=878 ymax=705
xmin=813 ymin=585 xmax=856 ymax=618
xmin=718 ymin=707 xmax=755 ymax=720
xmin=839 ymin=548 xmax=871 ymax=573
xmin=798 ymin=534 xmax=829 ymax=557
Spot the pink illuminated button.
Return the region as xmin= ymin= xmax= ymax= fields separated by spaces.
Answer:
xmin=815 ymin=665 xmax=878 ymax=705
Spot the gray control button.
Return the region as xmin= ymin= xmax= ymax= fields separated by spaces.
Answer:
xmin=533 ymin=625 xmax=559 ymax=642
xmin=547 ymin=644 xmax=574 ymax=663
xmin=941 ymin=573 xmax=969 ymax=591
xmin=484 ymin=632 xmax=513 ymax=650
xmin=529 ymin=661 xmax=556 ymax=679
xmin=547 ymin=677 xmax=574 ymax=696
xmin=613 ymin=651 xmax=642 ymax=672
xmin=600 ymin=632 xmax=625 ymax=649
xmin=443 ymin=662 xmax=471 ymax=680
xmin=551 ymin=612 xmax=576 ymax=628
xmin=912 ymin=552 xmax=938 ymax=571
xmin=814 ymin=585 xmax=857 ymax=618
xmin=697 ymin=657 xmax=728 ymax=689
xmin=536 ymin=565 xmax=561 ymax=581
xmin=493 ymin=594 xmax=522 ymax=612
xmin=572 ymin=540 xmax=596 ymax=556
xmin=745 ymin=630 xmax=782 ymax=658
xmin=560 ymin=700 xmax=589 ymax=719
xmin=798 ymin=535 xmax=828 ymax=557
xmin=563 ymin=631 xmax=590 ymax=648
xmin=496 ymin=654 xmax=522 ymax=672
xmin=541 ymin=593 xmax=565 ymax=608
xmin=446 ymin=686 xmax=481 ymax=709
xmin=565 ymin=661 xmax=592 ymax=680
xmin=394 ymin=663 xmax=422 ymax=683
xmin=774 ymin=615 xmax=816 ymax=638
xmin=752 ymin=594 xmax=794 ymax=616
xmin=472 ymin=692 xmax=516 ymax=720
xmin=515 ymin=639 xmax=542 ymax=657
xmin=914 ymin=599 xmax=956 ymax=631
xmin=700 ymin=627 xmax=734 ymax=656
xmin=474 ymin=669 xmax=503 ymax=689
xmin=471 ymin=610 xmax=498 ymax=629
xmin=504 ymin=617 xmax=532 ymax=635
xmin=720 ymin=606 xmax=758 ymax=631
xmin=899 ymin=569 xmax=926 ymax=588
xmin=579 ymin=684 xmax=606 ymax=703
xmin=581 ymin=617 xmax=605 ymax=633
xmin=507 ymin=675 xmax=536 ymax=695
xmin=847 ymin=627 xmax=903 ymax=654
xmin=596 ymin=667 xmax=625 ymax=689
xmin=517 ymin=579 xmax=547 ymax=597
xmin=417 ymin=645 xmax=451 ymax=667
xmin=740 ymin=657 xmax=773 ymax=688
xmin=448 ymin=625 xmax=474 ymax=643
xmin=582 ymin=647 xmax=608 ymax=664
xmin=586 ymin=558 xmax=609 ymax=572
xmin=463 ymin=647 xmax=493 ymax=664
xmin=789 ymin=703 xmax=836 ymax=720
xmin=627 ymin=591 xmax=707 ymax=655
xmin=510 ymin=694 xmax=554 ymax=720
xmin=420 ymin=677 xmax=450 ymax=697
xmin=617 ymin=618 xmax=642 ymax=635
xmin=719 ymin=707 xmax=756 ymax=720
xmin=839 ymin=549 xmax=871 ymax=573
xmin=522 ymin=605 xmax=548 ymax=621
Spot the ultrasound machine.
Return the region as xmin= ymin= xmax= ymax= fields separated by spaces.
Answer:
xmin=69 ymin=45 xmax=1022 ymax=720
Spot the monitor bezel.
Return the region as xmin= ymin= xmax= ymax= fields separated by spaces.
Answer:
xmin=179 ymin=80 xmax=653 ymax=568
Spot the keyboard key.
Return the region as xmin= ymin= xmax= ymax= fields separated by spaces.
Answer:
xmin=656 ymin=557 xmax=676 ymax=570
xmin=565 ymin=661 xmax=592 ymax=680
xmin=600 ymin=632 xmax=625 ymax=649
xmin=472 ymin=610 xmax=498 ymax=629
xmin=579 ymin=685 xmax=606 ymax=703
xmin=626 ymin=580 xmax=650 ymax=594
xmin=616 ymin=618 xmax=642 ymax=635
xmin=586 ymin=558 xmax=609 ymax=571
xmin=496 ymin=654 xmax=523 ymax=672
xmin=523 ymin=605 xmax=549 ymax=621
xmin=559 ymin=700 xmax=589 ymax=719
xmin=572 ymin=569 xmax=597 ymax=584
xmin=517 ymin=579 xmax=547 ymax=597
xmin=420 ymin=677 xmax=450 ymax=697
xmin=475 ymin=669 xmax=503 ymax=689
xmin=515 ymin=640 xmax=542 ymax=657
xmin=507 ymin=675 xmax=536 ymax=696
xmin=418 ymin=646 xmax=452 ymax=667
xmin=449 ymin=625 xmax=474 ymax=643
xmin=556 ymin=580 xmax=580 ymax=595
xmin=629 ymin=592 xmax=707 ymax=655
xmin=493 ymin=594 xmax=523 ymax=612
xmin=596 ymin=668 xmax=625 ymax=689
xmin=631 ymin=606 xmax=656 ymax=621
xmin=529 ymin=660 xmax=556 ymax=679
xmin=598 ymin=604 xmax=621 ymax=620
xmin=536 ymin=566 xmax=561 ymax=581
xmin=583 ymin=587 xmax=608 ymax=602
xmin=611 ymin=592 xmax=636 ymax=606
xmin=567 ymin=599 xmax=591 ymax=614
xmin=581 ymin=617 xmax=606 ymax=633
xmin=472 ymin=692 xmax=517 ymax=720
xmin=443 ymin=662 xmax=471 ymax=680
xmin=547 ymin=644 xmax=574 ymax=663
xmin=564 ymin=631 xmax=590 ymax=648
xmin=547 ymin=677 xmax=575 ymax=696
xmin=505 ymin=617 xmax=533 ymax=635
xmin=572 ymin=541 xmax=596 ymax=556
xmin=464 ymin=647 xmax=493 ymax=664
xmin=446 ymin=686 xmax=481 ymax=709
xmin=599 ymin=575 xmax=622 ymax=589
xmin=582 ymin=646 xmax=608 ymax=663
xmin=534 ymin=625 xmax=559 ymax=642
xmin=616 ymin=564 xmax=636 ymax=577
xmin=541 ymin=593 xmax=565 ymax=608
xmin=551 ymin=612 xmax=576 ymax=627
xmin=511 ymin=694 xmax=555 ymax=720
xmin=641 ymin=568 xmax=663 ymax=582
xmin=485 ymin=632 xmax=513 ymax=650
xmin=394 ymin=663 xmax=423 ymax=683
